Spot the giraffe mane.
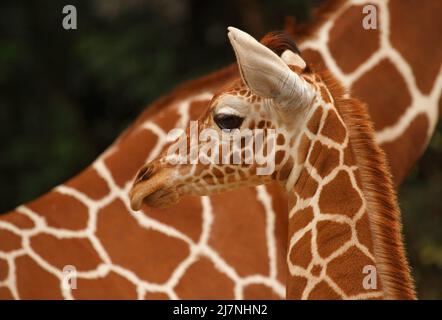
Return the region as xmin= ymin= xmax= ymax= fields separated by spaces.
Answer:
xmin=260 ymin=31 xmax=301 ymax=55
xmin=319 ymin=69 xmax=417 ymax=299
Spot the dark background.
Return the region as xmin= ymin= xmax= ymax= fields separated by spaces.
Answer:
xmin=0 ymin=0 xmax=440 ymax=299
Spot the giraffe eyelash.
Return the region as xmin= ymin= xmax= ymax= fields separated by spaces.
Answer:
xmin=213 ymin=113 xmax=244 ymax=130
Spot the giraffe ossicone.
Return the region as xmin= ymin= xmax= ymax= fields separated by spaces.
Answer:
xmin=129 ymin=27 xmax=416 ymax=299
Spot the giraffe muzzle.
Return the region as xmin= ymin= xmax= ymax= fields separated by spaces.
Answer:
xmin=129 ymin=165 xmax=179 ymax=210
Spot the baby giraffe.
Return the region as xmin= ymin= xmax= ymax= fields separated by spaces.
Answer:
xmin=129 ymin=27 xmax=415 ymax=299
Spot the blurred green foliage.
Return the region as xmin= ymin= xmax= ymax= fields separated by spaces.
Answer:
xmin=0 ymin=0 xmax=440 ymax=298
xmin=400 ymin=123 xmax=442 ymax=299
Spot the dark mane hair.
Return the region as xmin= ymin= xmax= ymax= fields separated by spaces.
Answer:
xmin=260 ymin=31 xmax=312 ymax=73
xmin=260 ymin=31 xmax=300 ymax=55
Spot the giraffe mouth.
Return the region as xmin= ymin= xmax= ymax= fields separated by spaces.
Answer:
xmin=129 ymin=168 xmax=179 ymax=210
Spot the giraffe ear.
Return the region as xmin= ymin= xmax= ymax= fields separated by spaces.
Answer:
xmin=227 ymin=27 xmax=311 ymax=107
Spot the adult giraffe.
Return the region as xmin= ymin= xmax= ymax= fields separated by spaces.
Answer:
xmin=0 ymin=0 xmax=440 ymax=299
xmin=130 ymin=26 xmax=415 ymax=299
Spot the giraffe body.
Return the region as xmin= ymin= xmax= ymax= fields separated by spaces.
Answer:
xmin=0 ymin=0 xmax=440 ymax=299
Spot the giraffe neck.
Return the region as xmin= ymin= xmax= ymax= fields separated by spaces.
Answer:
xmin=283 ymin=79 xmax=415 ymax=299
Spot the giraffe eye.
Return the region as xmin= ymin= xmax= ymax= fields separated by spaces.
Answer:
xmin=214 ymin=114 xmax=244 ymax=130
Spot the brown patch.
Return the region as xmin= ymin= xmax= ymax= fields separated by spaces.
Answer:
xmin=287 ymin=275 xmax=308 ymax=299
xmin=279 ymin=157 xmax=294 ymax=181
xmin=355 ymin=212 xmax=374 ymax=251
xmin=389 ymin=0 xmax=442 ymax=94
xmin=97 ymin=199 xmax=189 ymax=283
xmin=73 ymin=272 xmax=137 ymax=299
xmin=0 ymin=258 xmax=8 ymax=281
xmin=318 ymin=170 xmax=362 ymax=218
xmin=190 ymin=99 xmax=211 ymax=122
xmin=27 ymin=191 xmax=89 ymax=231
xmin=302 ymin=49 xmax=327 ymax=72
xmin=144 ymin=291 xmax=170 ymax=300
xmin=209 ymin=187 xmax=269 ymax=277
xmin=275 ymin=150 xmax=285 ymax=165
xmin=297 ymin=134 xmax=311 ymax=165
xmin=288 ymin=206 xmax=314 ymax=236
xmin=0 ymin=287 xmax=14 ymax=300
xmin=16 ymin=255 xmax=63 ymax=299
xmin=243 ymin=284 xmax=281 ymax=300
xmin=328 ymin=5 xmax=380 ymax=74
xmin=320 ymin=109 xmax=346 ymax=144
xmin=351 ymin=59 xmax=411 ymax=131
xmin=142 ymin=196 xmax=203 ymax=243
xmin=311 ymin=264 xmax=323 ymax=277
xmin=308 ymin=280 xmax=341 ymax=299
xmin=294 ymin=169 xmax=318 ymax=199
xmin=30 ymin=233 xmax=102 ymax=271
xmin=327 ymin=246 xmax=378 ymax=296
xmin=316 ymin=220 xmax=352 ymax=259
xmin=289 ymin=230 xmax=312 ymax=269
xmin=343 ymin=146 xmax=356 ymax=166
xmin=212 ymin=166 xmax=223 ymax=178
xmin=308 ymin=141 xmax=340 ymax=178
xmin=0 ymin=229 xmax=21 ymax=252
xmin=65 ymin=167 xmax=110 ymax=200
xmin=175 ymin=257 xmax=235 ymax=299
xmin=225 ymin=166 xmax=235 ymax=174
xmin=288 ymin=193 xmax=297 ymax=209
xmin=0 ymin=211 xmax=35 ymax=229
xmin=154 ymin=106 xmax=181 ymax=132
xmin=104 ymin=129 xmax=158 ymax=187
xmin=277 ymin=133 xmax=285 ymax=145
xmin=307 ymin=108 xmax=323 ymax=134
xmin=381 ymin=114 xmax=429 ymax=187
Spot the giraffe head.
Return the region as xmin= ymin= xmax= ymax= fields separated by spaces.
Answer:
xmin=130 ymin=27 xmax=324 ymax=210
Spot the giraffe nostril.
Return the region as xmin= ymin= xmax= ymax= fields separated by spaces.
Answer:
xmin=135 ymin=166 xmax=154 ymax=184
